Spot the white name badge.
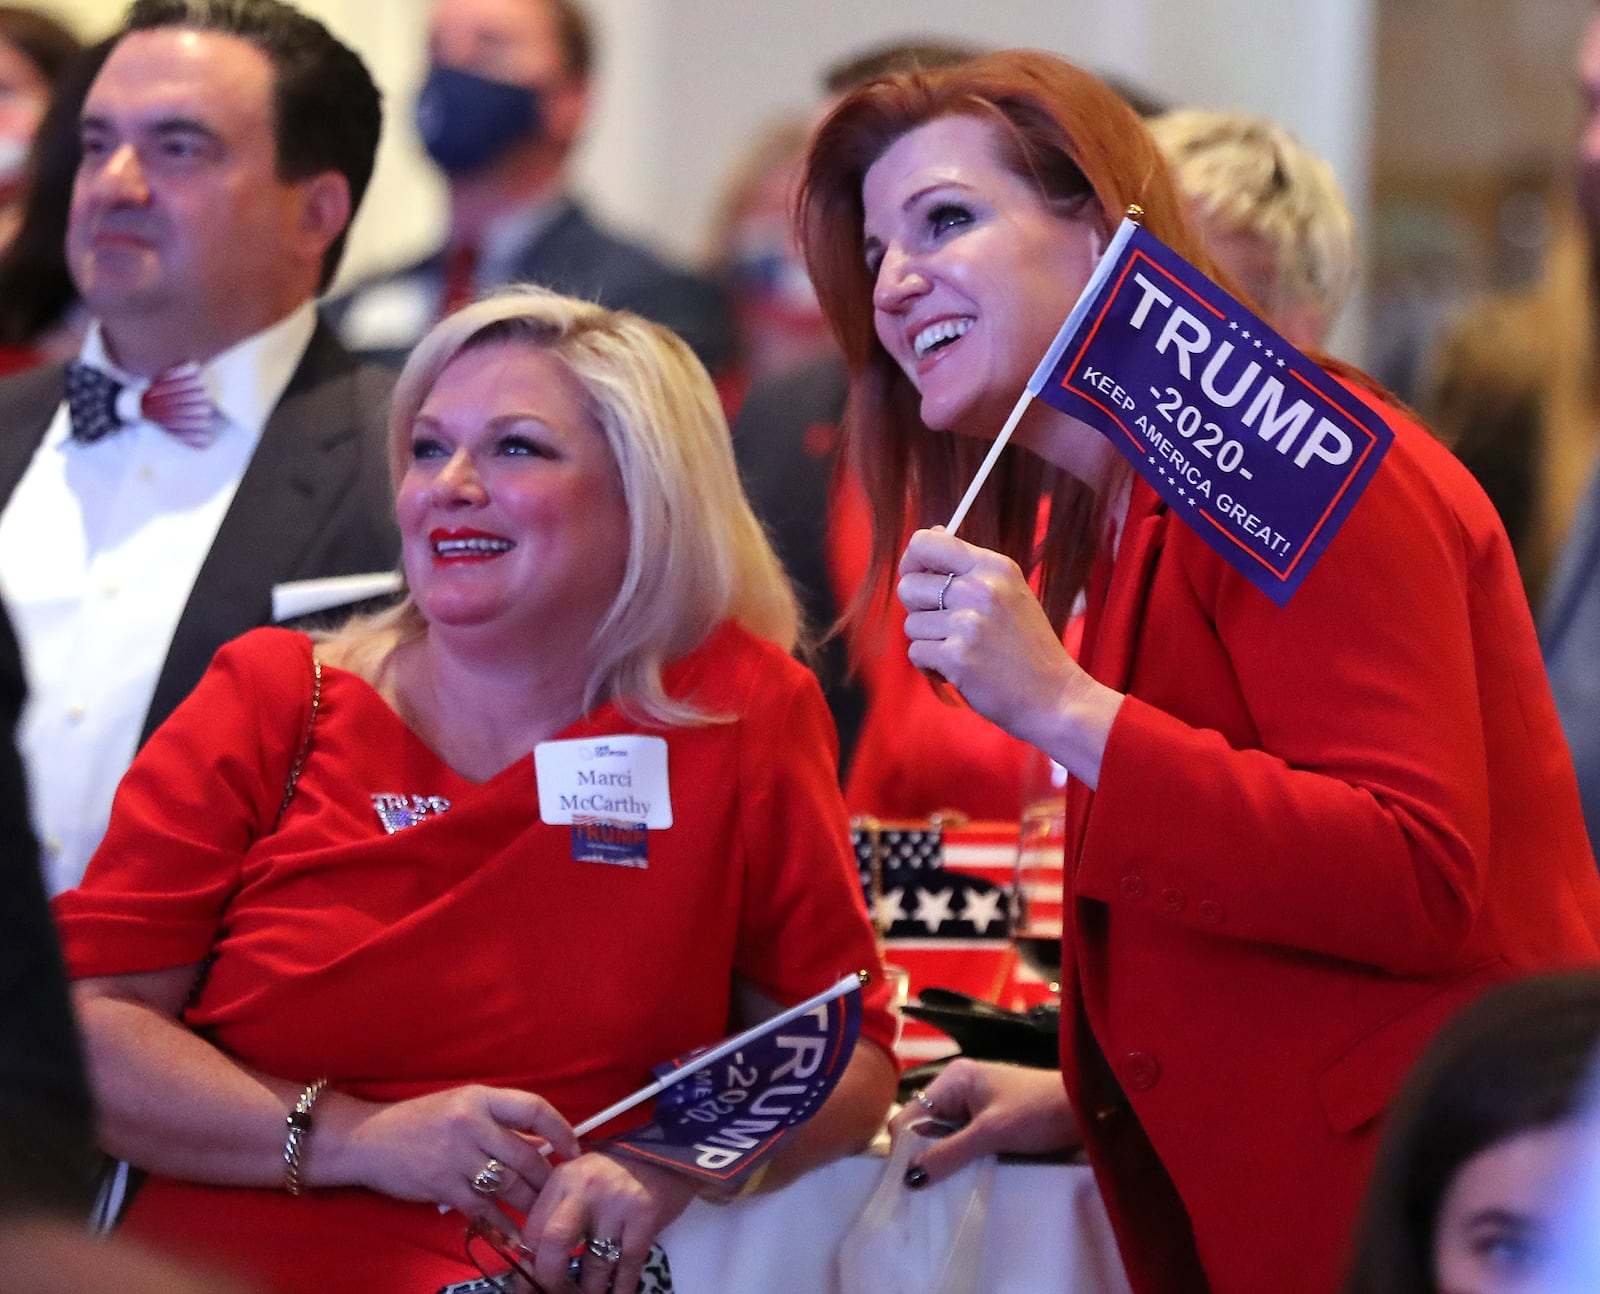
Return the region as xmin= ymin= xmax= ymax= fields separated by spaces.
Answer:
xmin=534 ymin=735 xmax=673 ymax=829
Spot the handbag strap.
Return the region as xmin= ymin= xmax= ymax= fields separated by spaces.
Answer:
xmin=96 ymin=653 xmax=323 ymax=1234
xmin=274 ymin=654 xmax=322 ymax=829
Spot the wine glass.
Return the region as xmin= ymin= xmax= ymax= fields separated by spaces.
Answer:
xmin=1010 ymin=758 xmax=1067 ymax=1003
xmin=854 ymin=815 xmax=913 ymax=1053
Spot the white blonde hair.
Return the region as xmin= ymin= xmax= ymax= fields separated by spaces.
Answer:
xmin=1150 ymin=108 xmax=1358 ymax=342
xmin=322 ymin=287 xmax=800 ymax=726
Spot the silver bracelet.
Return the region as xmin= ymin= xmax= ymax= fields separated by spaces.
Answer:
xmin=282 ymin=1078 xmax=329 ymax=1196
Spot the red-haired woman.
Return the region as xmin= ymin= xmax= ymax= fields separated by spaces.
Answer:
xmin=798 ymin=49 xmax=1600 ymax=1294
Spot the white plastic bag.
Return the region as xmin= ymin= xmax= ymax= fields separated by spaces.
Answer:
xmin=836 ymin=1126 xmax=998 ymax=1294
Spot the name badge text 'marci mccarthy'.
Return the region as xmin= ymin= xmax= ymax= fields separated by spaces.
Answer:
xmin=1027 ymin=219 xmax=1393 ymax=606
xmin=535 ymin=735 xmax=673 ymax=830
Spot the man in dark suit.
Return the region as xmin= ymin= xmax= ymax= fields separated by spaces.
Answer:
xmin=328 ymin=0 xmax=732 ymax=374
xmin=0 ymin=0 xmax=398 ymax=895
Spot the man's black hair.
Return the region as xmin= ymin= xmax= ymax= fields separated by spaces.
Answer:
xmin=122 ymin=0 xmax=382 ymax=290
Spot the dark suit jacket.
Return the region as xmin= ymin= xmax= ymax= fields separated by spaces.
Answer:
xmin=328 ymin=198 xmax=734 ymax=374
xmin=730 ymin=355 xmax=865 ymax=771
xmin=0 ymin=322 xmax=400 ymax=744
xmin=0 ymin=599 xmax=97 ymax=1218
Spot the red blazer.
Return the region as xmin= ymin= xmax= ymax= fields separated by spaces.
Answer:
xmin=1060 ymin=381 xmax=1600 ymax=1294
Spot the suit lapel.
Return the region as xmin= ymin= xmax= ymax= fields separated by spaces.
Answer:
xmin=142 ymin=325 xmax=365 ymax=741
xmin=512 ymin=200 xmax=599 ymax=288
xmin=0 ymin=362 xmax=68 ymax=505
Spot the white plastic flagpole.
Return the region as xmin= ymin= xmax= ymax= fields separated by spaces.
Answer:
xmin=944 ymin=390 xmax=1033 ymax=537
xmin=569 ymin=970 xmax=868 ymax=1140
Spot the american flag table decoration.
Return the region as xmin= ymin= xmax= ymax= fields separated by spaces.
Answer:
xmin=854 ymin=819 xmax=1062 ymax=1065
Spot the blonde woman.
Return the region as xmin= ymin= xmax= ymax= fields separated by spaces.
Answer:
xmin=56 ymin=288 xmax=896 ymax=1294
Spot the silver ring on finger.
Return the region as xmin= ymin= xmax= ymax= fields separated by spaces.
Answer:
xmin=937 ymin=571 xmax=956 ymax=612
xmin=470 ymin=1157 xmax=508 ymax=1197
xmin=586 ymin=1235 xmax=623 ymax=1265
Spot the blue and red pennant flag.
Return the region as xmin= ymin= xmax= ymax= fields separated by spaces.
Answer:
xmin=599 ymin=974 xmax=863 ymax=1188
xmin=1027 ymin=219 xmax=1392 ymax=606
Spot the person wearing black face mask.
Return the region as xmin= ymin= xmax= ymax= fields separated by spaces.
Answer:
xmin=328 ymin=0 xmax=733 ymax=377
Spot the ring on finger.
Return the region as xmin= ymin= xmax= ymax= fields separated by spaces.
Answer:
xmin=586 ymin=1235 xmax=623 ymax=1264
xmin=937 ymin=571 xmax=956 ymax=612
xmin=470 ymin=1158 xmax=508 ymax=1197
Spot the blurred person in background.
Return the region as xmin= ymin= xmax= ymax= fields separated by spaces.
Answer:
xmin=1150 ymin=107 xmax=1358 ymax=351
xmin=0 ymin=5 xmax=80 ymax=252
xmin=0 ymin=39 xmax=109 ymax=376
xmin=331 ymin=0 xmax=732 ymax=377
xmin=1429 ymin=7 xmax=1600 ymax=854
xmin=1535 ymin=5 xmax=1600 ymax=859
xmin=732 ymin=38 xmax=986 ymax=788
xmin=1424 ymin=217 xmax=1584 ymax=607
xmin=706 ymin=113 xmax=833 ymax=411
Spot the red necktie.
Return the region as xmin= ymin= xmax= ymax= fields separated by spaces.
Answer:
xmin=440 ymin=241 xmax=480 ymax=318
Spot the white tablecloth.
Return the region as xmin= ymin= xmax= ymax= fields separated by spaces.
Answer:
xmin=661 ymin=1154 xmax=1133 ymax=1294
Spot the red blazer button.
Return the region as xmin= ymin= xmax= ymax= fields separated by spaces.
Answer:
xmin=1199 ymin=899 xmax=1224 ymax=925
xmin=1120 ymin=875 xmax=1147 ymax=899
xmin=1125 ymin=1052 xmax=1161 ymax=1090
xmin=1160 ymin=887 xmax=1186 ymax=913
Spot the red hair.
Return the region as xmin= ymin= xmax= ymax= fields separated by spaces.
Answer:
xmin=800 ymin=50 xmax=1284 ymax=629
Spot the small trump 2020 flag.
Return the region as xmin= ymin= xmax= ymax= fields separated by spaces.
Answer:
xmin=1025 ymin=218 xmax=1392 ymax=606
xmin=595 ymin=973 xmax=864 ymax=1188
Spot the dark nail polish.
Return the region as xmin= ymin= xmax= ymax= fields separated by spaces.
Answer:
xmin=904 ymin=1165 xmax=929 ymax=1190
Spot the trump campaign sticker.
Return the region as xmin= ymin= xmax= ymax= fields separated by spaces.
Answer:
xmin=569 ymin=817 xmax=650 ymax=869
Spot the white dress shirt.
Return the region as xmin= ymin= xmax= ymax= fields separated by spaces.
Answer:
xmin=0 ymin=302 xmax=318 ymax=894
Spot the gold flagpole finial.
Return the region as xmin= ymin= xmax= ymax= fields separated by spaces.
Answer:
xmin=1126 ymin=203 xmax=1145 ymax=223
